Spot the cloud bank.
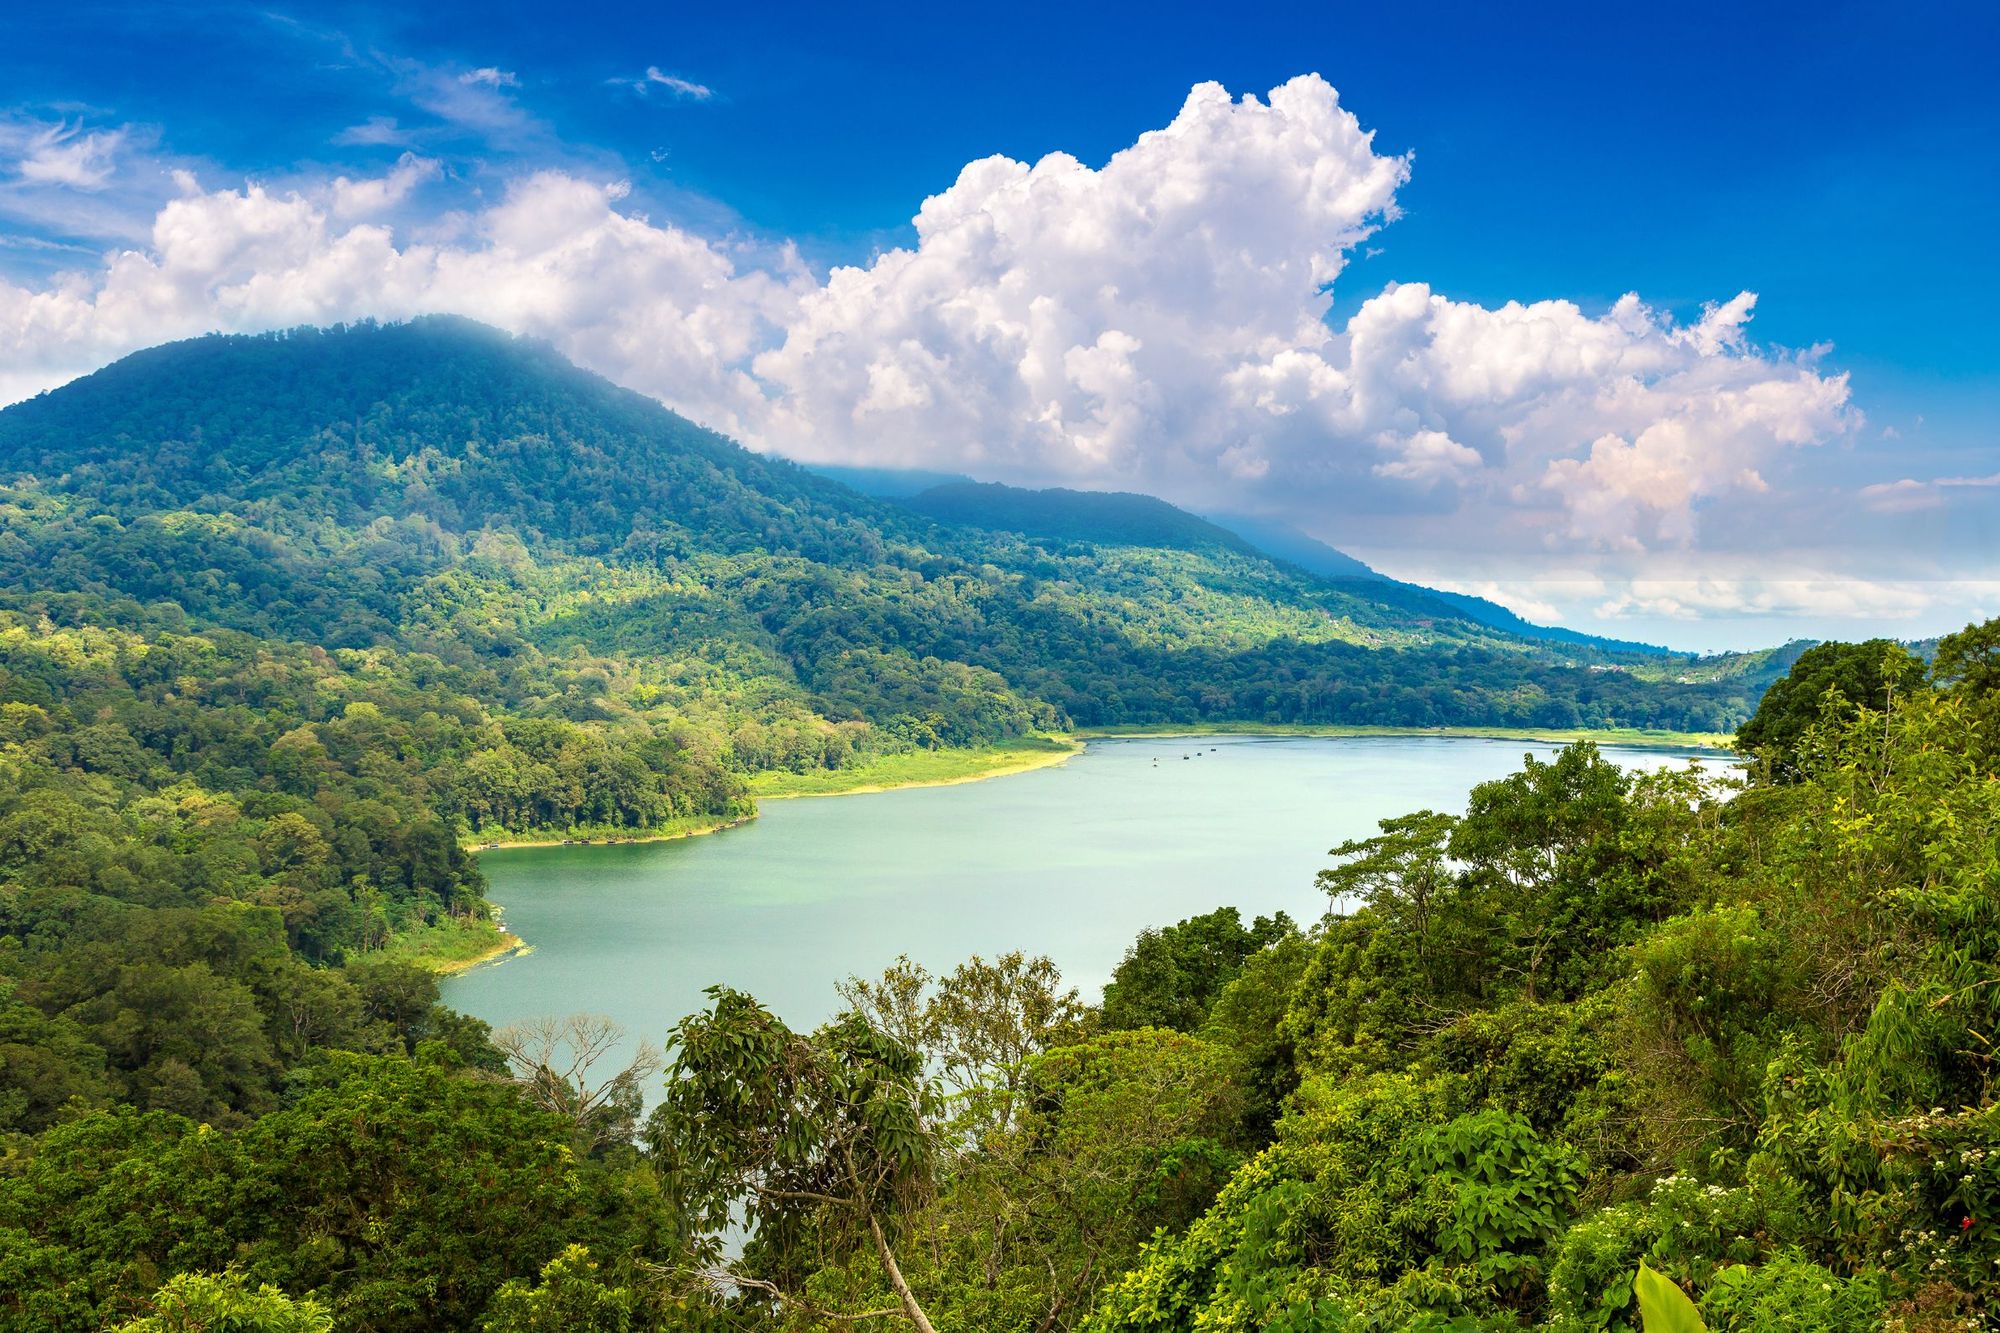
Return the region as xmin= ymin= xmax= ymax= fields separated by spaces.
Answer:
xmin=1 ymin=73 xmax=1972 ymax=643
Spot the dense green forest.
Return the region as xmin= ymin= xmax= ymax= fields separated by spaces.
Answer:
xmin=2 ymin=318 xmax=1961 ymax=1330
xmin=3 ymin=619 xmax=1997 ymax=1330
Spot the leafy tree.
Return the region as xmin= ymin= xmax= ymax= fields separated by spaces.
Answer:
xmin=479 ymin=1246 xmax=636 ymax=1333
xmin=1734 ymin=638 xmax=1925 ymax=781
xmin=115 ymin=1271 xmax=332 ymax=1333
xmin=1101 ymin=907 xmax=1295 ymax=1034
xmin=839 ymin=951 xmax=1088 ymax=1131
xmin=647 ymin=987 xmax=943 ymax=1330
xmin=0 ymin=1053 xmax=620 ymax=1333
xmin=1932 ymin=614 xmax=2000 ymax=767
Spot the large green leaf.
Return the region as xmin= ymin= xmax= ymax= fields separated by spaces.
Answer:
xmin=1634 ymin=1261 xmax=1708 ymax=1333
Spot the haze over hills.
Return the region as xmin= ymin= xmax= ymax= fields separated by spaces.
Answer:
xmin=872 ymin=478 xmax=1676 ymax=658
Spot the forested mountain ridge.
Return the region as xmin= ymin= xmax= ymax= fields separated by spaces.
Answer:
xmin=0 ymin=317 xmax=1770 ymax=745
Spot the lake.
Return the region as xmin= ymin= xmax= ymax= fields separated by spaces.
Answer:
xmin=443 ymin=735 xmax=1733 ymax=1058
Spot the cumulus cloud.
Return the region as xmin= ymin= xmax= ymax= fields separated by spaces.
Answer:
xmin=756 ymin=76 xmax=1409 ymax=480
xmin=749 ymin=77 xmax=1855 ymax=556
xmin=0 ymin=165 xmax=803 ymax=432
xmin=0 ymin=74 xmax=1877 ymax=589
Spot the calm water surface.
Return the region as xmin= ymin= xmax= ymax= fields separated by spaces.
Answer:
xmin=445 ymin=736 xmax=1729 ymax=1054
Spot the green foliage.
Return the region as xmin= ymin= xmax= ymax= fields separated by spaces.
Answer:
xmin=1087 ymin=640 xmax=2000 ymax=1329
xmin=480 ymin=1246 xmax=636 ymax=1333
xmin=1733 ymin=638 xmax=1926 ymax=781
xmin=886 ymin=1027 xmax=1248 ymax=1332
xmin=646 ymin=987 xmax=942 ymax=1326
xmin=0 ymin=1052 xmax=624 ymax=1333
xmin=1697 ymin=1255 xmax=1882 ymax=1331
xmin=1102 ymin=907 xmax=1296 ymax=1034
xmin=116 ymin=1270 xmax=333 ymax=1333
xmin=1632 ymin=1262 xmax=1705 ymax=1333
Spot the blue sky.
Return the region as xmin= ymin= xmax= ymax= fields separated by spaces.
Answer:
xmin=1 ymin=0 xmax=1994 ymax=649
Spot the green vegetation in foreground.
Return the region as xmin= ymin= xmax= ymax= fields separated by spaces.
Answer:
xmin=5 ymin=624 xmax=1999 ymax=1329
xmin=370 ymin=915 xmax=525 ymax=976
xmin=747 ymin=735 xmax=1080 ymax=797
xmin=1075 ymin=720 xmax=1736 ymax=750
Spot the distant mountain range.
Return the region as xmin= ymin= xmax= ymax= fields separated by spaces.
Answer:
xmin=809 ymin=469 xmax=1671 ymax=656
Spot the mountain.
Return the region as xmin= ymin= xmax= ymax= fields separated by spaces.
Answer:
xmin=1202 ymin=511 xmax=1385 ymax=582
xmin=882 ymin=484 xmax=1671 ymax=656
xmin=804 ymin=463 xmax=976 ymax=497
xmin=0 ymin=318 xmax=1772 ymax=757
xmin=900 ymin=481 xmax=1264 ymax=557
xmin=0 ymin=316 xmax=1790 ymax=1152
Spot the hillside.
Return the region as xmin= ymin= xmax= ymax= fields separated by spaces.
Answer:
xmin=0 ymin=318 xmax=1770 ymax=750
xmin=899 ymin=481 xmax=1264 ymax=557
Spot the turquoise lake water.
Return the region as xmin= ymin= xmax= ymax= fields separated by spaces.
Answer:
xmin=444 ymin=735 xmax=1732 ymax=1056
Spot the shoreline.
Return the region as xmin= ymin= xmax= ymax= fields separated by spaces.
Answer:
xmin=431 ymin=928 xmax=531 ymax=976
xmin=440 ymin=726 xmax=1718 ymax=974
xmin=464 ymin=814 xmax=754 ymax=854
xmin=754 ymin=739 xmax=1083 ymax=801
xmin=1073 ymin=723 xmax=1734 ymax=752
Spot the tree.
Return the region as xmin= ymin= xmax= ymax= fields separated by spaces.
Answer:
xmin=647 ymin=987 xmax=943 ymax=1331
xmin=1933 ymin=615 xmax=2000 ymax=767
xmin=480 ymin=1246 xmax=636 ymax=1333
xmin=492 ymin=1014 xmax=661 ymax=1157
xmin=115 ymin=1271 xmax=331 ymax=1333
xmin=839 ymin=951 xmax=1088 ymax=1132
xmin=1100 ymin=908 xmax=1295 ymax=1034
xmin=1319 ymin=812 xmax=1460 ymax=997
xmin=1735 ymin=639 xmax=1926 ymax=782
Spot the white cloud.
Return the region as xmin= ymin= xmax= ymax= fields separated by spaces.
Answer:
xmin=1860 ymin=470 xmax=2000 ymax=513
xmin=1593 ymin=576 xmax=1963 ymax=622
xmin=0 ymin=74 xmax=1906 ymax=612
xmin=1235 ymin=283 xmax=1855 ymax=553
xmin=390 ymin=58 xmax=540 ymax=144
xmin=612 ymin=68 xmax=715 ymax=100
xmin=1373 ymin=429 xmax=1482 ymax=486
xmin=756 ymin=76 xmax=1409 ymax=482
xmin=333 ymin=115 xmax=413 ymax=148
xmin=0 ymin=165 xmax=803 ymax=435
xmin=329 ymin=152 xmax=441 ymax=218
xmin=746 ymin=77 xmax=1855 ymax=557
xmin=642 ymin=68 xmax=713 ymax=100
xmin=1419 ymin=577 xmax=1571 ymax=626
xmin=13 ymin=121 xmax=127 ymax=190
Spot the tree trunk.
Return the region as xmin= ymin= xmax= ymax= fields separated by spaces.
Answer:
xmin=869 ymin=1213 xmax=938 ymax=1333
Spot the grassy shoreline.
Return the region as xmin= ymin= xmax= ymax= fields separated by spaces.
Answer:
xmin=1073 ymin=722 xmax=1735 ymax=751
xmin=749 ymin=736 xmax=1082 ymax=799
xmin=461 ymin=812 xmax=753 ymax=853
xmin=374 ymin=914 xmax=530 ymax=976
